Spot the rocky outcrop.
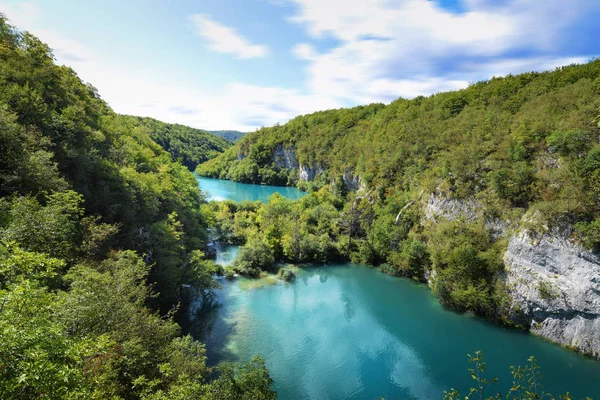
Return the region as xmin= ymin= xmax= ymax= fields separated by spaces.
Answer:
xmin=504 ymin=230 xmax=600 ymax=358
xmin=342 ymin=168 xmax=362 ymax=191
xmin=299 ymin=163 xmax=324 ymax=181
xmin=424 ymin=193 xmax=479 ymax=221
xmin=424 ymin=193 xmax=510 ymax=238
xmin=271 ymin=145 xmax=326 ymax=182
xmin=424 ymin=193 xmax=600 ymax=357
xmin=273 ymin=145 xmax=299 ymax=169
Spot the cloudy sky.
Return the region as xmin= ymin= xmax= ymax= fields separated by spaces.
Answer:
xmin=1 ymin=0 xmax=598 ymax=131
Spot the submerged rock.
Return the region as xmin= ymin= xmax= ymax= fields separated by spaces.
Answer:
xmin=277 ymin=268 xmax=296 ymax=282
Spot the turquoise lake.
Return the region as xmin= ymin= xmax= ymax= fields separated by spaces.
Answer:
xmin=190 ymin=177 xmax=600 ymax=400
xmin=196 ymin=176 xmax=306 ymax=202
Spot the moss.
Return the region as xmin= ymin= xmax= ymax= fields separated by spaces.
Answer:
xmin=537 ymin=280 xmax=559 ymax=300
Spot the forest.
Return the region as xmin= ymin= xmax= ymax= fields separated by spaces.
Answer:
xmin=198 ymin=59 xmax=600 ymax=325
xmin=1 ymin=9 xmax=599 ymax=398
xmin=0 ymin=16 xmax=275 ymax=399
xmin=207 ymin=130 xmax=246 ymax=143
xmin=122 ymin=115 xmax=232 ymax=170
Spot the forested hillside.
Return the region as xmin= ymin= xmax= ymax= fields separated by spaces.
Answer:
xmin=122 ymin=115 xmax=232 ymax=170
xmin=0 ymin=16 xmax=274 ymax=399
xmin=198 ymin=60 xmax=600 ymax=337
xmin=208 ymin=129 xmax=246 ymax=142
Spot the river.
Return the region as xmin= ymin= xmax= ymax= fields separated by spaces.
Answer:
xmin=196 ymin=176 xmax=305 ymax=202
xmin=192 ymin=177 xmax=600 ymax=400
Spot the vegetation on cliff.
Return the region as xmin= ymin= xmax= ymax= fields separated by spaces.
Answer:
xmin=199 ymin=60 xmax=600 ymax=325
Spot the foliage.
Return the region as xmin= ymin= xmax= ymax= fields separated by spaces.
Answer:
xmin=0 ymin=190 xmax=84 ymax=260
xmin=200 ymin=356 xmax=276 ymax=400
xmin=121 ymin=115 xmax=232 ymax=170
xmin=198 ymin=59 xmax=600 ymax=251
xmin=0 ymin=17 xmax=275 ymax=399
xmin=575 ymin=217 xmax=600 ymax=253
xmin=443 ymin=351 xmax=592 ymax=400
xmin=277 ymin=268 xmax=296 ymax=282
xmin=428 ymin=219 xmax=506 ymax=316
xmin=234 ymin=238 xmax=275 ymax=277
xmin=207 ymin=130 xmax=247 ymax=143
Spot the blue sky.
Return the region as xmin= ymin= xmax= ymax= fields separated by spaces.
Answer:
xmin=0 ymin=0 xmax=599 ymax=131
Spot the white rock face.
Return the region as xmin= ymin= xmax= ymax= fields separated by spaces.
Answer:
xmin=271 ymin=145 xmax=327 ymax=182
xmin=504 ymin=230 xmax=600 ymax=358
xmin=342 ymin=168 xmax=361 ymax=191
xmin=424 ymin=193 xmax=600 ymax=357
xmin=424 ymin=193 xmax=479 ymax=221
xmin=273 ymin=145 xmax=299 ymax=169
xmin=299 ymin=163 xmax=324 ymax=181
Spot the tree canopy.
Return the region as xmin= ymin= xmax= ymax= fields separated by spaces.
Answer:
xmin=122 ymin=115 xmax=232 ymax=170
xmin=0 ymin=15 xmax=275 ymax=399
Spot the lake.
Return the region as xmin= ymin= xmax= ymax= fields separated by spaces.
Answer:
xmin=189 ymin=177 xmax=600 ymax=400
xmin=191 ymin=255 xmax=600 ymax=400
xmin=196 ymin=176 xmax=306 ymax=202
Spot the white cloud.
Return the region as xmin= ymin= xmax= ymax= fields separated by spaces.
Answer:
xmin=107 ymin=81 xmax=342 ymax=131
xmin=291 ymin=43 xmax=317 ymax=60
xmin=0 ymin=4 xmax=334 ymax=130
xmin=188 ymin=14 xmax=270 ymax=59
xmin=0 ymin=2 xmax=41 ymax=27
xmin=1 ymin=1 xmax=595 ymax=133
xmin=286 ymin=0 xmax=596 ymax=103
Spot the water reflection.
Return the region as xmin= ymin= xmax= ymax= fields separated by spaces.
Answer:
xmin=186 ymin=262 xmax=600 ymax=400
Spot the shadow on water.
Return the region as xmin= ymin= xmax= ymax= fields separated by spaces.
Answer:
xmin=181 ymin=285 xmax=243 ymax=366
xmin=181 ymin=298 xmax=222 ymax=343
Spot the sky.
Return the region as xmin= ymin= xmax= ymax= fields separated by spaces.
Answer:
xmin=0 ymin=0 xmax=599 ymax=131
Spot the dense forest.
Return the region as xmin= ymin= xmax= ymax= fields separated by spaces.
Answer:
xmin=208 ymin=130 xmax=246 ymax=142
xmin=198 ymin=60 xmax=600 ymax=326
xmin=122 ymin=115 xmax=232 ymax=170
xmin=1 ymin=8 xmax=598 ymax=398
xmin=0 ymin=16 xmax=275 ymax=399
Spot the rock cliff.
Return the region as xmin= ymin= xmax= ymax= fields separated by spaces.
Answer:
xmin=273 ymin=145 xmax=299 ymax=169
xmin=504 ymin=230 xmax=600 ymax=358
xmin=423 ymin=193 xmax=600 ymax=358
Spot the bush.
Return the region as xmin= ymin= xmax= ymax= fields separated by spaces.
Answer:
xmin=575 ymin=218 xmax=600 ymax=253
xmin=277 ymin=268 xmax=295 ymax=282
xmin=224 ymin=267 xmax=236 ymax=280
xmin=547 ymin=129 xmax=590 ymax=156
xmin=234 ymin=239 xmax=275 ymax=275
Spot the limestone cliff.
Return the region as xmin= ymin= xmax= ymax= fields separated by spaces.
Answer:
xmin=423 ymin=192 xmax=600 ymax=358
xmin=504 ymin=230 xmax=600 ymax=358
xmin=273 ymin=145 xmax=299 ymax=169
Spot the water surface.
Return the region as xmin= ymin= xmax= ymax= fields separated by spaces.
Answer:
xmin=192 ymin=256 xmax=600 ymax=400
xmin=197 ymin=176 xmax=305 ymax=202
xmin=190 ymin=177 xmax=600 ymax=399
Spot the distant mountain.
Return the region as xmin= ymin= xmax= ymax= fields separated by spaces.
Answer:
xmin=121 ymin=115 xmax=232 ymax=170
xmin=207 ymin=130 xmax=247 ymax=142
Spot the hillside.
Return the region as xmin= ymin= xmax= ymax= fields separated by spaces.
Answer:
xmin=198 ymin=60 xmax=600 ymax=357
xmin=0 ymin=17 xmax=274 ymax=398
xmin=208 ymin=129 xmax=246 ymax=142
xmin=122 ymin=115 xmax=232 ymax=170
